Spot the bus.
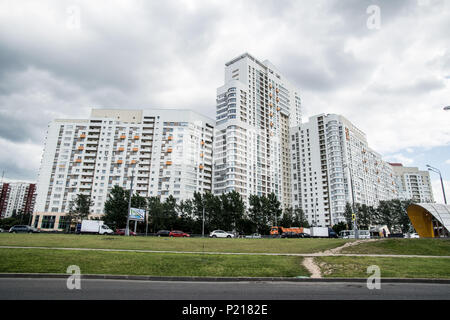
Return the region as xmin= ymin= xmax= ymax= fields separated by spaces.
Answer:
xmin=339 ymin=230 xmax=370 ymax=239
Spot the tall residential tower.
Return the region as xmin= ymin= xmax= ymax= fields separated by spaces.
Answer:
xmin=213 ymin=53 xmax=302 ymax=209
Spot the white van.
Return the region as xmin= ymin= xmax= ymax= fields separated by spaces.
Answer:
xmin=339 ymin=230 xmax=370 ymax=239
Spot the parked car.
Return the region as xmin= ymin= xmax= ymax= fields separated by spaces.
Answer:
xmin=9 ymin=225 xmax=39 ymax=233
xmin=404 ymin=233 xmax=419 ymax=238
xmin=0 ymin=228 xmax=4 ymax=233
xmin=156 ymin=230 xmax=171 ymax=237
xmin=209 ymin=230 xmax=235 ymax=238
xmin=245 ymin=233 xmax=262 ymax=239
xmin=115 ymin=228 xmax=137 ymax=236
xmin=281 ymin=231 xmax=299 ymax=238
xmin=298 ymin=232 xmax=311 ymax=238
xmin=169 ymin=230 xmax=190 ymax=237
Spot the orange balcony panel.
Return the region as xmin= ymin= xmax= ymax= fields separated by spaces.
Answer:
xmin=130 ymin=160 xmax=137 ymax=164
xmin=269 ymin=84 xmax=272 ymax=88
xmin=120 ymin=135 xmax=126 ymax=139
xmin=79 ymin=134 xmax=86 ymax=139
xmin=117 ymin=160 xmax=123 ymax=164
xmin=269 ymin=103 xmax=273 ymax=107
xmin=270 ymin=122 xmax=274 ymax=127
xmin=134 ymin=136 xmax=140 ymax=140
xmin=167 ymin=148 xmax=172 ymax=153
xmin=270 ymin=112 xmax=273 ymax=117
xmin=276 ymin=98 xmax=279 ymax=102
xmin=118 ymin=147 xmax=125 ymax=152
xmin=276 ymin=88 xmax=279 ymax=93
xmin=132 ymin=147 xmax=138 ymax=152
xmin=269 ymin=93 xmax=273 ymax=98
xmin=168 ymin=136 xmax=173 ymax=141
xmin=276 ymin=107 xmax=281 ymax=111
xmin=75 ymin=159 xmax=82 ymax=163
xmin=201 ymin=140 xmax=205 ymax=145
xmin=200 ymin=153 xmax=204 ymax=157
xmin=166 ymin=161 xmax=172 ymax=165
xmin=78 ymin=146 xmax=84 ymax=151
xmin=199 ymin=164 xmax=204 ymax=169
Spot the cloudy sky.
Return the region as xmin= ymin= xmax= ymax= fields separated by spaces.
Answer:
xmin=0 ymin=0 xmax=449 ymax=202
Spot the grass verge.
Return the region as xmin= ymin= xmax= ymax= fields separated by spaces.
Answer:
xmin=316 ymin=256 xmax=450 ymax=279
xmin=341 ymin=238 xmax=450 ymax=256
xmin=0 ymin=233 xmax=348 ymax=254
xmin=0 ymin=248 xmax=309 ymax=278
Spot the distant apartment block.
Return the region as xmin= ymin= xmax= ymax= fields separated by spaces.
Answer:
xmin=213 ymin=53 xmax=302 ymax=209
xmin=0 ymin=182 xmax=36 ymax=219
xmin=33 ymin=108 xmax=214 ymax=230
xmin=390 ymin=163 xmax=434 ymax=203
xmin=290 ymin=114 xmax=397 ymax=227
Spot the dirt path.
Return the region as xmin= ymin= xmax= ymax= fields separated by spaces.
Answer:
xmin=302 ymin=239 xmax=384 ymax=278
xmin=302 ymin=257 xmax=322 ymax=278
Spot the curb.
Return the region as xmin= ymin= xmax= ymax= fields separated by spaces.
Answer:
xmin=1 ymin=273 xmax=449 ymax=284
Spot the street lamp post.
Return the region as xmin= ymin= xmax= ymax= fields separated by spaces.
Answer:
xmin=202 ymin=197 xmax=205 ymax=238
xmin=427 ymin=165 xmax=447 ymax=205
xmin=343 ymin=163 xmax=358 ymax=239
xmin=125 ymin=161 xmax=139 ymax=236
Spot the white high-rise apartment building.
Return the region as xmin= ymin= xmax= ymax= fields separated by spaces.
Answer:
xmin=33 ymin=108 xmax=214 ymax=230
xmin=0 ymin=182 xmax=36 ymax=218
xmin=390 ymin=163 xmax=434 ymax=203
xmin=213 ymin=53 xmax=302 ymax=209
xmin=290 ymin=114 xmax=397 ymax=226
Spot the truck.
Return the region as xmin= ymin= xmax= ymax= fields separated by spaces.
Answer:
xmin=270 ymin=226 xmax=305 ymax=237
xmin=310 ymin=227 xmax=338 ymax=238
xmin=77 ymin=220 xmax=113 ymax=235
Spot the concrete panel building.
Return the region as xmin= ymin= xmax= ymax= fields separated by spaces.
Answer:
xmin=0 ymin=182 xmax=36 ymax=219
xmin=390 ymin=163 xmax=434 ymax=203
xmin=290 ymin=114 xmax=397 ymax=226
xmin=33 ymin=108 xmax=214 ymax=230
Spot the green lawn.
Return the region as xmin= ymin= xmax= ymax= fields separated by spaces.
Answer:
xmin=0 ymin=233 xmax=349 ymax=254
xmin=341 ymin=238 xmax=450 ymax=256
xmin=0 ymin=248 xmax=308 ymax=278
xmin=316 ymin=256 xmax=450 ymax=279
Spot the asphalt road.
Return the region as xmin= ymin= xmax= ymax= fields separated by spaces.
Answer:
xmin=0 ymin=278 xmax=449 ymax=300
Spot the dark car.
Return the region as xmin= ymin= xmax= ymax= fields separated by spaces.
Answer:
xmin=169 ymin=230 xmax=190 ymax=238
xmin=298 ymin=232 xmax=311 ymax=238
xmin=9 ymin=225 xmax=39 ymax=233
xmin=115 ymin=228 xmax=137 ymax=236
xmin=156 ymin=230 xmax=171 ymax=237
xmin=281 ymin=232 xmax=299 ymax=238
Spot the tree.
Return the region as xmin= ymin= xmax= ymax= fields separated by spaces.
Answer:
xmin=344 ymin=202 xmax=354 ymax=229
xmin=332 ymin=221 xmax=347 ymax=235
xmin=266 ymin=192 xmax=282 ymax=226
xmin=67 ymin=193 xmax=93 ymax=231
xmin=248 ymin=194 xmax=268 ymax=234
xmin=220 ymin=191 xmax=245 ymax=232
xmin=103 ymin=186 xmax=129 ymax=230
xmin=147 ymin=196 xmax=164 ymax=232
xmin=280 ymin=207 xmax=294 ymax=227
xmin=293 ymin=208 xmax=309 ymax=228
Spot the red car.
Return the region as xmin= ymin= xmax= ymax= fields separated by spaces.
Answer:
xmin=169 ymin=230 xmax=190 ymax=237
xmin=115 ymin=228 xmax=137 ymax=236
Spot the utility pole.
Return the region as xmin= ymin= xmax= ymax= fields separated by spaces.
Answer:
xmin=125 ymin=163 xmax=137 ymax=236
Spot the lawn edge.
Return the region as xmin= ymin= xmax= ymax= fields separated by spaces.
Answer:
xmin=1 ymin=273 xmax=450 ymax=283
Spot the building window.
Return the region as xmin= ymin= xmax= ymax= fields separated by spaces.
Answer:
xmin=41 ymin=215 xmax=56 ymax=229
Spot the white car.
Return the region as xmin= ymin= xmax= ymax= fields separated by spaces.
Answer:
xmin=209 ymin=230 xmax=235 ymax=238
xmin=404 ymin=233 xmax=419 ymax=238
xmin=245 ymin=233 xmax=262 ymax=239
